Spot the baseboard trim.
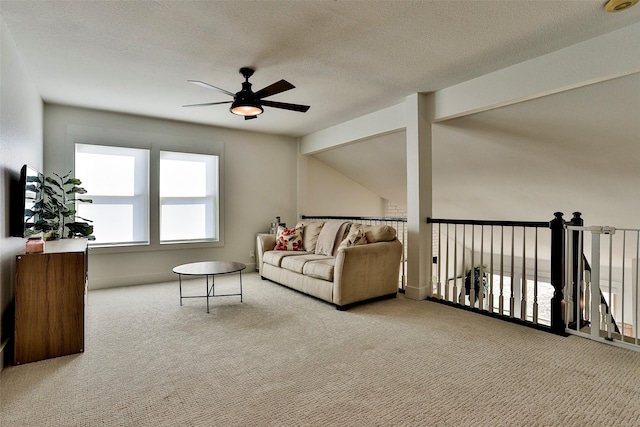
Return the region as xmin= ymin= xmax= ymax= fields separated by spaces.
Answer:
xmin=89 ymin=262 xmax=258 ymax=290
xmin=404 ymin=284 xmax=431 ymax=300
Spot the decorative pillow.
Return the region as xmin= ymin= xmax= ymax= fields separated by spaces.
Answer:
xmin=337 ymin=227 xmax=368 ymax=251
xmin=274 ymin=226 xmax=304 ymax=251
xmin=364 ymin=225 xmax=396 ymax=243
xmin=295 ymin=221 xmax=324 ymax=252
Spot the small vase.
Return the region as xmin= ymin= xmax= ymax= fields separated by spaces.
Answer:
xmin=26 ymin=236 xmax=45 ymax=253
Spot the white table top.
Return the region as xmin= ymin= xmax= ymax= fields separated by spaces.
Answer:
xmin=172 ymin=261 xmax=246 ymax=276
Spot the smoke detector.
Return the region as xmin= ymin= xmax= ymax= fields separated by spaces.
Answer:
xmin=605 ymin=0 xmax=638 ymax=12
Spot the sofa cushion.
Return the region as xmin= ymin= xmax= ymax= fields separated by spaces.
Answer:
xmin=263 ymin=250 xmax=310 ymax=267
xmin=337 ymin=226 xmax=368 ymax=251
xmin=295 ymin=221 xmax=324 ymax=252
xmin=275 ymin=226 xmax=304 ymax=251
xmin=315 ymin=221 xmax=351 ymax=256
xmin=303 ymin=259 xmax=336 ymax=281
xmin=280 ymin=254 xmax=333 ymax=274
xmin=364 ymin=224 xmax=397 ymax=243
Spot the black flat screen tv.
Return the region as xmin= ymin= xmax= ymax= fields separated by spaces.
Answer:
xmin=11 ymin=164 xmax=44 ymax=238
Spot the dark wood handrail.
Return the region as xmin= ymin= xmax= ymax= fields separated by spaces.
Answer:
xmin=301 ymin=215 xmax=407 ymax=222
xmin=427 ymin=217 xmax=549 ymax=228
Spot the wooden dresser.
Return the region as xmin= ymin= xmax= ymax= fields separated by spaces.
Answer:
xmin=14 ymin=238 xmax=88 ymax=365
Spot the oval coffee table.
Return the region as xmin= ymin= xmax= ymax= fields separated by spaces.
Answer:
xmin=173 ymin=261 xmax=246 ymax=313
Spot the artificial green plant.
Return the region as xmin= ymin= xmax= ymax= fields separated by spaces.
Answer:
xmin=28 ymin=171 xmax=95 ymax=240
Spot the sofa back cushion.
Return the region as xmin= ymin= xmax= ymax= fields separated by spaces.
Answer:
xmin=295 ymin=221 xmax=324 ymax=252
xmin=315 ymin=221 xmax=351 ymax=256
xmin=364 ymin=224 xmax=397 ymax=243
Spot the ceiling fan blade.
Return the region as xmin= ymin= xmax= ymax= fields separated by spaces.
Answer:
xmin=244 ymin=115 xmax=258 ymax=120
xmin=261 ymin=100 xmax=310 ymax=113
xmin=187 ymin=80 xmax=235 ymax=97
xmin=254 ymin=80 xmax=295 ymax=99
xmin=182 ymin=101 xmax=233 ymax=107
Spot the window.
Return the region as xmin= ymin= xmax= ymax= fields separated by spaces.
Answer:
xmin=75 ymin=144 xmax=149 ymax=245
xmin=160 ymin=151 xmax=219 ymax=243
xmin=74 ymin=143 xmax=220 ymax=248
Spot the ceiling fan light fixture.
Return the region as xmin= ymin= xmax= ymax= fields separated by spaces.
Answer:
xmin=605 ymin=0 xmax=638 ymax=12
xmin=230 ymin=102 xmax=263 ymax=117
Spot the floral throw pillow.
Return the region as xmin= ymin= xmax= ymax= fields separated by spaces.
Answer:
xmin=275 ymin=226 xmax=304 ymax=251
xmin=337 ymin=227 xmax=368 ymax=251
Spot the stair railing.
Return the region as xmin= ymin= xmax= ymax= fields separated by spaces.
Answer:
xmin=427 ymin=213 xmax=566 ymax=333
xmin=569 ymin=252 xmax=621 ymax=332
xmin=565 ymin=223 xmax=639 ymax=351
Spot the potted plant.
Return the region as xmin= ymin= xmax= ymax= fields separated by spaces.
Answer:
xmin=27 ymin=171 xmax=94 ymax=240
xmin=464 ymin=265 xmax=488 ymax=302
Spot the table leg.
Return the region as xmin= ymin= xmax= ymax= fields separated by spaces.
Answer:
xmin=206 ymin=275 xmax=210 ymax=314
xmin=239 ymin=271 xmax=243 ymax=303
xmin=179 ymin=274 xmax=183 ymax=306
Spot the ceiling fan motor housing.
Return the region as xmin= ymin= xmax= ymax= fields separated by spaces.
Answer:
xmin=231 ymin=80 xmax=263 ymax=116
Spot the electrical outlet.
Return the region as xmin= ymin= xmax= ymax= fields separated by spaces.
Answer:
xmin=250 ymin=249 xmax=255 ymax=258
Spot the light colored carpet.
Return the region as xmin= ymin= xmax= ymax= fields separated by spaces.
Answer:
xmin=1 ymin=272 xmax=639 ymax=426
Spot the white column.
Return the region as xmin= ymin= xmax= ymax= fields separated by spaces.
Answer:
xmin=296 ymin=139 xmax=308 ymax=219
xmin=404 ymin=93 xmax=433 ymax=300
xmin=633 ymin=258 xmax=639 ymax=339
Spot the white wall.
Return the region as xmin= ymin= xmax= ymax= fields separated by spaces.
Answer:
xmin=298 ymin=155 xmax=385 ymax=217
xmin=44 ymin=105 xmax=298 ymax=288
xmin=0 ymin=17 xmax=44 ymax=369
xmin=311 ymin=130 xmax=407 ymax=210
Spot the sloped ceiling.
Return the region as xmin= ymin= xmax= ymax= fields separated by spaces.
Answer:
xmin=312 ymin=131 xmax=407 ymax=209
xmin=1 ymin=1 xmax=639 ymax=137
xmin=433 ymin=72 xmax=640 ymax=227
xmin=311 ymin=72 xmax=640 ymax=229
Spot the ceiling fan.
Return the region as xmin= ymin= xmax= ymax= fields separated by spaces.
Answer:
xmin=183 ymin=67 xmax=310 ymax=120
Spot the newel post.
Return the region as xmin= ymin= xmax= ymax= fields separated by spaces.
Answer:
xmin=569 ymin=212 xmax=584 ymax=329
xmin=550 ymin=212 xmax=566 ymax=335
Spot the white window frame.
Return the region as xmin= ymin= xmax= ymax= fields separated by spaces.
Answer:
xmin=68 ymin=124 xmax=225 ymax=254
xmin=75 ymin=143 xmax=150 ymax=247
xmin=159 ymin=151 xmax=220 ymax=244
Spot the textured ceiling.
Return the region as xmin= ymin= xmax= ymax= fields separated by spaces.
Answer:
xmin=2 ymin=1 xmax=639 ymax=137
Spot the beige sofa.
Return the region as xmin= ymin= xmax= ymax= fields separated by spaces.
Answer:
xmin=256 ymin=220 xmax=403 ymax=310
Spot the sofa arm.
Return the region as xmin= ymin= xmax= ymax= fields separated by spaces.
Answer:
xmin=256 ymin=233 xmax=276 ymax=275
xmin=333 ymin=239 xmax=403 ymax=307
